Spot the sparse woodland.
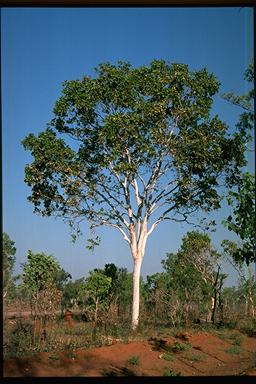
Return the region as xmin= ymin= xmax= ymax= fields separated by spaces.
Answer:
xmin=3 ymin=62 xmax=255 ymax=359
xmin=3 ymin=229 xmax=255 ymax=359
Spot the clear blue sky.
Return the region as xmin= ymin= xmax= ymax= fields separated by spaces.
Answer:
xmin=2 ymin=7 xmax=254 ymax=286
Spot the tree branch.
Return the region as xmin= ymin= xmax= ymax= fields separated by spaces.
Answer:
xmin=101 ymin=221 xmax=131 ymax=244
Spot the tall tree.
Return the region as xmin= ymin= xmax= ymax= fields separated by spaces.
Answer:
xmin=22 ymin=60 xmax=246 ymax=329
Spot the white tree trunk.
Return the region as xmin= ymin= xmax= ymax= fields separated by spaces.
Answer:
xmin=130 ymin=220 xmax=148 ymax=330
xmin=132 ymin=256 xmax=143 ymax=330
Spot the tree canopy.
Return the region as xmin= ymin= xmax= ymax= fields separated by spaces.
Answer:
xmin=223 ymin=172 xmax=255 ymax=265
xmin=23 ymin=60 xmax=246 ymax=240
xmin=22 ymin=250 xmax=62 ymax=294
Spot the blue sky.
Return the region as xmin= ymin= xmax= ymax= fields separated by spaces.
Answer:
xmin=2 ymin=7 xmax=254 ymax=286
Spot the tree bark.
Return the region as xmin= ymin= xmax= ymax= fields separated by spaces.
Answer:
xmin=132 ymin=256 xmax=143 ymax=330
xmin=211 ymin=266 xmax=220 ymax=324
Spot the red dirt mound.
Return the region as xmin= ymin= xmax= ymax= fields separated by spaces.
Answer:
xmin=4 ymin=331 xmax=256 ymax=377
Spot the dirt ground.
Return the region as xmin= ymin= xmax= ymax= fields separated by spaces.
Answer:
xmin=4 ymin=330 xmax=256 ymax=377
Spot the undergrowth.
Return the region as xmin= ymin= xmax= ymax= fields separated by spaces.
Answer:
xmin=3 ymin=317 xmax=254 ymax=359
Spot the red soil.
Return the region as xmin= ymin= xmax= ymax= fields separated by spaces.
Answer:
xmin=4 ymin=331 xmax=256 ymax=377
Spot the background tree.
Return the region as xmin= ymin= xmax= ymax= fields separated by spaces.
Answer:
xmin=222 ymin=63 xmax=255 ymax=265
xmin=81 ymin=269 xmax=112 ymax=327
xmin=3 ymin=233 xmax=17 ymax=321
xmin=62 ymin=277 xmax=85 ymax=310
xmin=22 ymin=60 xmax=247 ymax=329
xmin=55 ymin=268 xmax=72 ymax=291
xmin=22 ymin=250 xmax=63 ymax=322
xmin=162 ymin=231 xmax=223 ymax=324
xmin=222 ymin=63 xmax=254 ymax=146
xmin=223 ymin=172 xmax=255 ymax=265
xmin=3 ymin=232 xmax=17 ymax=300
xmin=142 ymin=231 xmax=225 ymax=327
xmin=222 ymin=240 xmax=255 ymax=319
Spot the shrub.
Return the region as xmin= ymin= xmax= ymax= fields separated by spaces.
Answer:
xmin=163 ymin=368 xmax=181 ymax=376
xmin=226 ymin=346 xmax=241 ymax=355
xmin=127 ymin=355 xmax=140 ymax=365
xmin=171 ymin=341 xmax=192 ymax=353
xmin=161 ymin=352 xmax=176 ymax=361
xmin=3 ymin=320 xmax=36 ymax=358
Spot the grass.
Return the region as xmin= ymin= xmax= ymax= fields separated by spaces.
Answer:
xmin=163 ymin=368 xmax=181 ymax=376
xmin=231 ymin=334 xmax=245 ymax=346
xmin=226 ymin=346 xmax=241 ymax=355
xmin=161 ymin=352 xmax=176 ymax=361
xmin=213 ymin=329 xmax=245 ymax=348
xmin=171 ymin=341 xmax=192 ymax=353
xmin=184 ymin=352 xmax=207 ymax=362
xmin=127 ymin=355 xmax=140 ymax=365
xmin=3 ymin=317 xmax=250 ymax=361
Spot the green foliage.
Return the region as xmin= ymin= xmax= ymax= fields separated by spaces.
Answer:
xmin=223 ymin=172 xmax=255 ymax=264
xmin=162 ymin=231 xmax=219 ymax=288
xmin=3 ymin=233 xmax=17 ymax=297
xmin=22 ymin=60 xmax=248 ymax=329
xmin=55 ymin=268 xmax=72 ymax=290
xmin=145 ymin=231 xmax=221 ymax=325
xmin=161 ymin=352 xmax=176 ymax=361
xmin=22 ymin=60 xmax=246 ymax=238
xmin=171 ymin=341 xmax=192 ymax=353
xmin=21 ymin=251 xmax=64 ymax=320
xmin=222 ymin=62 xmax=254 ymax=142
xmin=222 ymin=64 xmax=255 ymax=265
xmin=22 ymin=250 xmax=62 ymax=294
xmin=231 ymin=334 xmax=244 ymax=346
xmin=62 ymin=278 xmax=85 ymax=309
xmin=184 ymin=352 xmax=207 ymax=362
xmin=3 ymin=320 xmax=35 ymax=358
xmin=127 ymin=355 xmax=140 ymax=365
xmin=84 ymin=269 xmax=112 ymax=303
xmin=80 ymin=269 xmax=112 ymax=323
xmin=226 ymin=346 xmax=241 ymax=355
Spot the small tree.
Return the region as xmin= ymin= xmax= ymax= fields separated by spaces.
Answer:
xmin=162 ymin=231 xmax=222 ymax=324
xmin=22 ymin=250 xmax=63 ymax=322
xmin=22 ymin=60 xmax=246 ymax=329
xmin=145 ymin=271 xmax=181 ymax=326
xmin=222 ymin=240 xmax=255 ymax=319
xmin=82 ymin=269 xmax=112 ymax=326
xmin=114 ymin=268 xmax=134 ymax=322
